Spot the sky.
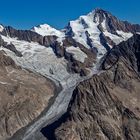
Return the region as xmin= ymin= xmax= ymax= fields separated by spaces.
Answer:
xmin=0 ymin=0 xmax=140 ymax=30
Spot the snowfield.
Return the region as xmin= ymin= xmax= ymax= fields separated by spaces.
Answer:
xmin=66 ymin=46 xmax=87 ymax=63
xmin=116 ymin=30 xmax=133 ymax=41
xmin=31 ymin=24 xmax=65 ymax=45
xmin=31 ymin=24 xmax=64 ymax=37
xmin=1 ymin=35 xmax=70 ymax=82
xmin=103 ymin=30 xmax=133 ymax=45
xmin=68 ymin=14 xmax=106 ymax=57
xmin=67 ymin=11 xmax=133 ymax=61
xmin=102 ymin=18 xmax=133 ymax=45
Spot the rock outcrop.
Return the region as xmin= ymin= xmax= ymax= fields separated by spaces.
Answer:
xmin=0 ymin=51 xmax=55 ymax=140
xmin=94 ymin=8 xmax=140 ymax=34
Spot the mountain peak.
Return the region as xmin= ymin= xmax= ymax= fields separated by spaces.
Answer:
xmin=94 ymin=8 xmax=109 ymax=14
xmin=87 ymin=8 xmax=113 ymax=24
xmin=0 ymin=25 xmax=4 ymax=32
xmin=89 ymin=8 xmax=110 ymax=16
xmin=31 ymin=24 xmax=64 ymax=37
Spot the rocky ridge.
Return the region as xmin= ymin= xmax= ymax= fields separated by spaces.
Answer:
xmin=41 ymin=34 xmax=140 ymax=140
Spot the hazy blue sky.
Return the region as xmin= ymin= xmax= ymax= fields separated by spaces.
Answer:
xmin=0 ymin=0 xmax=139 ymax=29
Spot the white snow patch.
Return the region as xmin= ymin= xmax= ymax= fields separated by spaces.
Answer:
xmin=116 ymin=30 xmax=133 ymax=41
xmin=102 ymin=18 xmax=133 ymax=45
xmin=103 ymin=30 xmax=133 ymax=45
xmin=0 ymin=81 xmax=11 ymax=85
xmin=104 ymin=31 xmax=124 ymax=45
xmin=66 ymin=46 xmax=87 ymax=63
xmin=102 ymin=19 xmax=123 ymax=45
xmin=31 ymin=24 xmax=64 ymax=37
xmin=0 ymin=25 xmax=4 ymax=32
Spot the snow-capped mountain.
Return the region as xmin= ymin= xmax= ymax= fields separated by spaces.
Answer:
xmin=31 ymin=24 xmax=65 ymax=37
xmin=0 ymin=8 xmax=139 ymax=82
xmin=31 ymin=24 xmax=65 ymax=45
xmin=0 ymin=8 xmax=140 ymax=140
xmin=65 ymin=8 xmax=134 ymax=58
xmin=30 ymin=8 xmax=139 ymax=59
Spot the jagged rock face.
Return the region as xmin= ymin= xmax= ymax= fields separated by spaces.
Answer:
xmin=102 ymin=34 xmax=140 ymax=71
xmin=3 ymin=44 xmax=22 ymax=57
xmin=0 ymin=51 xmax=18 ymax=67
xmin=94 ymin=9 xmax=140 ymax=33
xmin=0 ymin=51 xmax=55 ymax=140
xmin=64 ymin=8 xmax=136 ymax=58
xmin=41 ymin=35 xmax=140 ymax=140
xmin=1 ymin=26 xmax=57 ymax=47
xmin=51 ymin=37 xmax=96 ymax=75
xmin=0 ymin=36 xmax=22 ymax=57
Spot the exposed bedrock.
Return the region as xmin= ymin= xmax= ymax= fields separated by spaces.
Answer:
xmin=0 ymin=51 xmax=56 ymax=140
xmin=41 ymin=35 xmax=140 ymax=140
